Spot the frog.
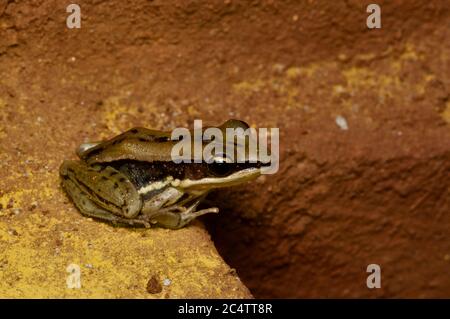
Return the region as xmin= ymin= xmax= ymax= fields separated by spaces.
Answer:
xmin=60 ymin=120 xmax=263 ymax=229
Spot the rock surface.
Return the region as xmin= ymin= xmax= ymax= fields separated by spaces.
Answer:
xmin=0 ymin=211 xmax=250 ymax=298
xmin=1 ymin=0 xmax=450 ymax=298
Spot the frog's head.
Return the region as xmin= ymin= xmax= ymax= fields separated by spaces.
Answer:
xmin=172 ymin=119 xmax=266 ymax=193
xmin=173 ymin=160 xmax=262 ymax=194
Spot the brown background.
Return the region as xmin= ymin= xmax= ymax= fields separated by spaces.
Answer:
xmin=1 ymin=0 xmax=450 ymax=297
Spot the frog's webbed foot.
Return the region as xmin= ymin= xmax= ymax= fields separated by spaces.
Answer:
xmin=143 ymin=199 xmax=219 ymax=229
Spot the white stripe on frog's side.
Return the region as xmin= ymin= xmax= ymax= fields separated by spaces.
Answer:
xmin=138 ymin=176 xmax=176 ymax=195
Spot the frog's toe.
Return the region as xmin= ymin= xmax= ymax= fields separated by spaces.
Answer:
xmin=178 ymin=207 xmax=219 ymax=227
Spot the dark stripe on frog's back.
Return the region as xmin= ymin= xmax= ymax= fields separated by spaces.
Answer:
xmin=106 ymin=160 xmax=210 ymax=190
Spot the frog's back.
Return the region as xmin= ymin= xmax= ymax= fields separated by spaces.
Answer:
xmin=78 ymin=127 xmax=175 ymax=165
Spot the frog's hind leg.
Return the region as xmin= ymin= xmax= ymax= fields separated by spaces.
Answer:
xmin=60 ymin=160 xmax=148 ymax=227
xmin=61 ymin=177 xmax=151 ymax=228
xmin=60 ymin=160 xmax=142 ymax=218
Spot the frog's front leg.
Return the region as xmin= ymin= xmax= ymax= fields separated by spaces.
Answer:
xmin=140 ymin=191 xmax=219 ymax=229
xmin=173 ymin=199 xmax=219 ymax=229
xmin=60 ymin=160 xmax=150 ymax=227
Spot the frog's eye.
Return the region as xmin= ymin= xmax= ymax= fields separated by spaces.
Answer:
xmin=207 ymin=154 xmax=234 ymax=177
xmin=212 ymin=154 xmax=233 ymax=163
xmin=208 ymin=162 xmax=233 ymax=177
xmin=205 ymin=152 xmax=233 ymax=164
xmin=221 ymin=119 xmax=250 ymax=131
